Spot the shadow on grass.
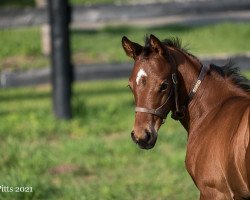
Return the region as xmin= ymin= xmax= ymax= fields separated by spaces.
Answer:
xmin=1 ymin=83 xmax=129 ymax=103
xmin=0 ymin=90 xmax=51 ymax=102
xmin=0 ymin=107 xmax=45 ymax=116
xmin=73 ymin=86 xmax=129 ymax=97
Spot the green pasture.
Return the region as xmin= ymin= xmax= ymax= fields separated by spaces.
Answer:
xmin=0 ymin=71 xmax=249 ymax=199
xmin=1 ymin=2 xmax=250 ymax=200
xmin=0 ymin=79 xmax=196 ymax=200
xmin=1 ymin=22 xmax=250 ymax=71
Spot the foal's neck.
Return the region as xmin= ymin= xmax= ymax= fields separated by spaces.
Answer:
xmin=171 ymin=48 xmax=244 ymax=132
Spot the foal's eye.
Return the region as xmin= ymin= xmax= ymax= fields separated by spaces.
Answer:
xmin=160 ymin=81 xmax=168 ymax=91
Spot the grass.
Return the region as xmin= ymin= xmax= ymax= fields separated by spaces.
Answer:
xmin=0 ymin=71 xmax=249 ymax=200
xmin=0 ymin=79 xmax=196 ymax=200
xmin=1 ymin=22 xmax=250 ymax=71
xmin=71 ymin=23 xmax=250 ymax=63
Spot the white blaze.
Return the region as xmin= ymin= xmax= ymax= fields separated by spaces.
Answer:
xmin=136 ymin=69 xmax=147 ymax=85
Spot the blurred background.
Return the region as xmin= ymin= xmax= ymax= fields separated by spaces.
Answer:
xmin=0 ymin=0 xmax=249 ymax=199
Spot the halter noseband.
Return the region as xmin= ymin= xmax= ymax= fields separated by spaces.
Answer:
xmin=134 ymin=64 xmax=209 ymax=123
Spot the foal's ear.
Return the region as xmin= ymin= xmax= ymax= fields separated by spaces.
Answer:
xmin=149 ymin=34 xmax=165 ymax=55
xmin=122 ymin=36 xmax=143 ymax=59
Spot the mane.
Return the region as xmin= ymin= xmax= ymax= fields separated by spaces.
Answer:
xmin=143 ymin=36 xmax=250 ymax=93
xmin=210 ymin=62 xmax=250 ymax=92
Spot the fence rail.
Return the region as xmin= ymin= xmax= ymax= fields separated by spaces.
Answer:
xmin=1 ymin=54 xmax=249 ymax=88
xmin=0 ymin=0 xmax=250 ymax=29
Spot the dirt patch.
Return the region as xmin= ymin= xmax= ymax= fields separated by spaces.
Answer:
xmin=49 ymin=163 xmax=97 ymax=184
xmin=49 ymin=163 xmax=80 ymax=175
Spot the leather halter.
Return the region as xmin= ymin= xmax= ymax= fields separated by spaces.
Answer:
xmin=135 ymin=63 xmax=209 ymax=123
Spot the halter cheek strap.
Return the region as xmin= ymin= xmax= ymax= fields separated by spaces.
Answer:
xmin=135 ymin=74 xmax=176 ymax=124
xmin=171 ymin=64 xmax=209 ymax=120
xmin=134 ymin=64 xmax=209 ymax=123
xmin=135 ymin=84 xmax=173 ymax=120
xmin=171 ymin=72 xmax=183 ymax=120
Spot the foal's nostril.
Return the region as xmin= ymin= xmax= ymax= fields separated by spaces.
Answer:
xmin=131 ymin=129 xmax=157 ymax=149
xmin=145 ymin=130 xmax=152 ymax=143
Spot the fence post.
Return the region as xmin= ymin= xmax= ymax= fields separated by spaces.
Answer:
xmin=48 ymin=0 xmax=73 ymax=119
xmin=36 ymin=0 xmax=51 ymax=55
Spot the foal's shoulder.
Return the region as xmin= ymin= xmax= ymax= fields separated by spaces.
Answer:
xmin=217 ymin=96 xmax=249 ymax=121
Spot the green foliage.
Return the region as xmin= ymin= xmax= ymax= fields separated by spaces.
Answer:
xmin=0 ymin=79 xmax=198 ymax=199
xmin=0 ymin=72 xmax=249 ymax=199
xmin=244 ymin=71 xmax=250 ymax=77
xmin=71 ymin=23 xmax=250 ymax=63
xmin=0 ymin=28 xmax=41 ymax=58
xmin=1 ymin=23 xmax=250 ymax=71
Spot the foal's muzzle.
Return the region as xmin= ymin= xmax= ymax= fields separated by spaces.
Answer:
xmin=131 ymin=130 xmax=157 ymax=149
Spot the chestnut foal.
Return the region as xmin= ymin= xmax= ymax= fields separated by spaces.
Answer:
xmin=122 ymin=34 xmax=250 ymax=200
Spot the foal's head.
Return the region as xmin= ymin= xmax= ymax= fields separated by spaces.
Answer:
xmin=122 ymin=35 xmax=181 ymax=149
